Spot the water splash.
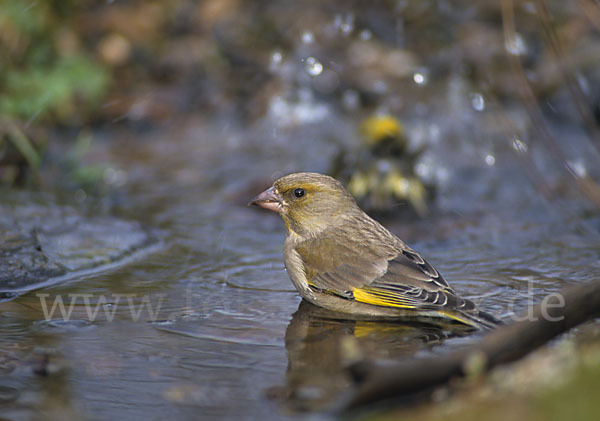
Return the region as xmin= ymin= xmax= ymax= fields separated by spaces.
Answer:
xmin=305 ymin=57 xmax=324 ymax=76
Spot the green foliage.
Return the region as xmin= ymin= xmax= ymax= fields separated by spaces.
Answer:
xmin=535 ymin=361 xmax=600 ymax=421
xmin=0 ymin=1 xmax=109 ymax=123
xmin=0 ymin=56 xmax=108 ymax=122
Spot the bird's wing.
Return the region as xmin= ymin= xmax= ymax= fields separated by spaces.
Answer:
xmin=298 ymin=235 xmax=475 ymax=312
xmin=352 ymin=251 xmax=477 ymax=311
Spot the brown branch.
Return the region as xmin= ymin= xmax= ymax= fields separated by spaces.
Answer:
xmin=343 ymin=278 xmax=600 ymax=410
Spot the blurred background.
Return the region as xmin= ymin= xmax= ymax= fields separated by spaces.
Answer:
xmin=1 ymin=1 xmax=600 ymax=419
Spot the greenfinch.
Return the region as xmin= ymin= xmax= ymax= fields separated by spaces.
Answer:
xmin=330 ymin=115 xmax=432 ymax=216
xmin=250 ymin=172 xmax=499 ymax=330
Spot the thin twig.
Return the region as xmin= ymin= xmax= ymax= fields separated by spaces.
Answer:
xmin=578 ymin=0 xmax=600 ymax=37
xmin=536 ymin=0 xmax=600 ymax=156
xmin=502 ymin=0 xmax=600 ymax=210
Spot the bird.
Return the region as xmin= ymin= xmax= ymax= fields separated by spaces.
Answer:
xmin=249 ymin=172 xmax=500 ymax=330
xmin=329 ymin=115 xmax=432 ymax=217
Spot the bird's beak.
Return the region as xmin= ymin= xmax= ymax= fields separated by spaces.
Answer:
xmin=248 ymin=186 xmax=283 ymax=213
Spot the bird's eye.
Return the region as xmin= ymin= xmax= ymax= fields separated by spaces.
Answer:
xmin=293 ymin=188 xmax=305 ymax=198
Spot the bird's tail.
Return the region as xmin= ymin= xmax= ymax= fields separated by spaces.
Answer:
xmin=439 ymin=308 xmax=502 ymax=331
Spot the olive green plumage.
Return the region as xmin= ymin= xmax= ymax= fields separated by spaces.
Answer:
xmin=250 ymin=172 xmax=499 ymax=330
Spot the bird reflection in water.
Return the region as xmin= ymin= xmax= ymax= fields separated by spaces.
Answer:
xmin=269 ymin=299 xmax=473 ymax=413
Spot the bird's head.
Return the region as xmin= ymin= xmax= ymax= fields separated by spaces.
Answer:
xmin=249 ymin=172 xmax=358 ymax=236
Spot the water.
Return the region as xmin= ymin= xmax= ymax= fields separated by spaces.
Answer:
xmin=1 ymin=108 xmax=599 ymax=420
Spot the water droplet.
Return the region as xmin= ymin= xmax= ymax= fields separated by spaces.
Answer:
xmin=340 ymin=23 xmax=353 ymax=35
xmin=485 ymin=154 xmax=495 ymax=166
xmin=470 ymin=93 xmax=485 ymax=111
xmin=512 ymin=138 xmax=528 ymax=153
xmin=305 ymin=57 xmax=323 ymax=76
xmin=301 ymin=31 xmax=314 ymax=44
xmin=413 ymin=72 xmax=427 ymax=85
xmin=360 ymin=30 xmax=372 ymax=41
xmin=269 ymin=50 xmax=282 ymax=71
xmin=271 ymin=51 xmax=282 ymax=64
xmin=334 ymin=14 xmax=354 ymax=35
xmin=505 ymin=33 xmax=527 ymax=56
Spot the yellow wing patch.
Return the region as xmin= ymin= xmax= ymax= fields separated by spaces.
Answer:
xmin=353 ymin=288 xmax=483 ymax=329
xmin=353 ymin=287 xmax=417 ymax=309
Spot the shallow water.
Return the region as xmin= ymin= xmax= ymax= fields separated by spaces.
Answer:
xmin=1 ymin=112 xmax=599 ymax=420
